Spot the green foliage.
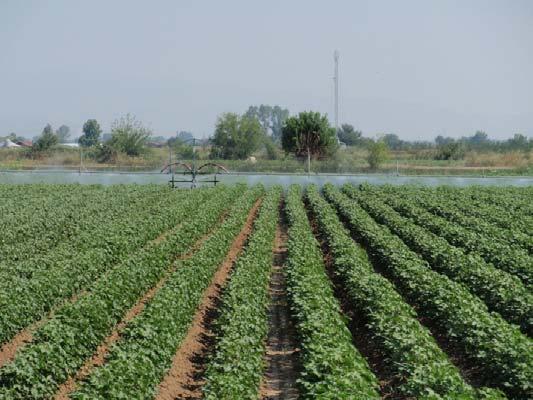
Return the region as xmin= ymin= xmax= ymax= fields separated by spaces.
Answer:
xmin=170 ymin=141 xmax=194 ymax=159
xmin=176 ymin=130 xmax=194 ymax=142
xmin=284 ymin=185 xmax=380 ymax=399
xmin=245 ymin=104 xmax=289 ymax=141
xmin=94 ymin=143 xmax=117 ymax=163
xmin=32 ymin=123 xmax=58 ymax=152
xmin=281 ymin=111 xmax=338 ymax=159
xmin=382 ymin=191 xmax=533 ymax=286
xmin=367 ymin=139 xmax=389 ymax=169
xmin=203 ymin=187 xmax=281 ymax=399
xmin=428 ymin=186 xmax=533 ymax=236
xmin=344 ymin=184 xmax=533 ymax=334
xmin=55 ymin=124 xmax=70 ymax=143
xmin=0 ymin=186 xmax=242 ymax=399
xmin=263 ymin=135 xmax=280 ymax=160
xmin=337 ymin=123 xmax=363 ymax=146
xmin=108 ymin=113 xmax=151 ymax=156
xmin=78 ymin=119 xmax=102 ymax=147
xmin=0 ymin=186 xmax=215 ymax=346
xmin=306 ymin=185 xmax=495 ymax=399
xmin=435 ymin=141 xmax=466 ymax=160
xmin=210 ymin=112 xmax=264 ymax=159
xmin=324 ymin=184 xmax=533 ymax=399
xmin=73 ymin=187 xmax=261 ymax=399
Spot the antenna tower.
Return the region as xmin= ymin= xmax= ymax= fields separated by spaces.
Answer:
xmin=333 ymin=50 xmax=340 ymax=142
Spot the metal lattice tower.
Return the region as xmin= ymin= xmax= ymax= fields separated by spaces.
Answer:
xmin=333 ymin=50 xmax=340 ymax=143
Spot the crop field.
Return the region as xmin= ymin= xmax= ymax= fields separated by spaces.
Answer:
xmin=0 ymin=183 xmax=531 ymax=399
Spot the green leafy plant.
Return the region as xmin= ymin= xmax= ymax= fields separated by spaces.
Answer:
xmin=72 ymin=187 xmax=263 ymax=399
xmin=203 ymin=187 xmax=281 ymax=399
xmin=343 ymin=184 xmax=533 ymax=334
xmin=324 ymin=184 xmax=533 ymax=398
xmin=306 ymin=185 xmax=503 ymax=399
xmin=283 ymin=185 xmax=380 ymax=399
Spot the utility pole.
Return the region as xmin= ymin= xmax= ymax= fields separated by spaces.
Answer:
xmin=333 ymin=50 xmax=340 ymax=143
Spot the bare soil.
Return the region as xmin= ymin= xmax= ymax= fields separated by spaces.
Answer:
xmin=154 ymin=198 xmax=262 ymax=400
xmin=259 ymin=213 xmax=300 ymax=400
xmin=53 ymin=217 xmax=226 ymax=400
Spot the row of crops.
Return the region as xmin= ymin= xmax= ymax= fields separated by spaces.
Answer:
xmin=0 ymin=183 xmax=531 ymax=399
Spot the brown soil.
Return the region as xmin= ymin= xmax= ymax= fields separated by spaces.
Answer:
xmin=259 ymin=212 xmax=300 ymax=400
xmin=53 ymin=216 xmax=227 ymax=400
xmin=154 ymin=198 xmax=262 ymax=400
xmin=0 ymin=329 xmax=34 ymax=369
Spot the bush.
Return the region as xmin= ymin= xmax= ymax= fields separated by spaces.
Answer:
xmin=94 ymin=144 xmax=117 ymax=163
xmin=367 ymin=140 xmax=389 ymax=170
xmin=435 ymin=142 xmax=465 ymax=160
xmin=108 ymin=114 xmax=151 ymax=156
xmin=31 ymin=124 xmax=58 ymax=154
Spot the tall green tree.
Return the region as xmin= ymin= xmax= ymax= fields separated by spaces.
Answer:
xmin=245 ymin=104 xmax=289 ymax=141
xmin=337 ymin=123 xmax=362 ymax=146
xmin=210 ymin=113 xmax=264 ymax=159
xmin=79 ymin=119 xmax=102 ymax=147
xmin=32 ymin=123 xmax=58 ymax=152
xmin=281 ymin=111 xmax=337 ymax=159
xmin=108 ymin=114 xmax=151 ymax=156
xmin=56 ymin=125 xmax=70 ymax=143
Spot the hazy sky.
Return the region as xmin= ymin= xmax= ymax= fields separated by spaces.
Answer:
xmin=1 ymin=0 xmax=532 ymax=140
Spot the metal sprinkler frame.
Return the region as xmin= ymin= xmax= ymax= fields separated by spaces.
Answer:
xmin=161 ymin=138 xmax=228 ymax=188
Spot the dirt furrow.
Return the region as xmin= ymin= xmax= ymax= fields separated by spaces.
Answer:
xmin=305 ymin=203 xmax=398 ymax=398
xmin=259 ymin=213 xmax=300 ymax=400
xmin=154 ymin=198 xmax=262 ymax=400
xmin=53 ymin=218 xmax=227 ymax=400
xmin=0 ymin=222 xmax=187 ymax=369
xmin=0 ymin=291 xmax=84 ymax=369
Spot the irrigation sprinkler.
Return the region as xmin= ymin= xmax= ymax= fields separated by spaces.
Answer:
xmin=161 ymin=139 xmax=228 ymax=188
xmin=160 ymin=162 xmax=228 ymax=188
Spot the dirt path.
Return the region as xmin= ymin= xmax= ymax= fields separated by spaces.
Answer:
xmin=259 ymin=212 xmax=300 ymax=400
xmin=154 ymin=198 xmax=262 ymax=400
xmin=53 ymin=217 xmax=227 ymax=400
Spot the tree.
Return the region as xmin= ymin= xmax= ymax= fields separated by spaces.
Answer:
xmin=176 ymin=131 xmax=194 ymax=143
xmin=467 ymin=130 xmax=489 ymax=148
xmin=56 ymin=125 xmax=71 ymax=143
xmin=281 ymin=111 xmax=337 ymax=159
xmin=168 ymin=131 xmax=195 ymax=148
xmin=171 ymin=141 xmax=195 ymax=159
xmin=79 ymin=119 xmax=102 ymax=147
xmin=337 ymin=124 xmax=362 ymax=146
xmin=367 ymin=139 xmax=389 ymax=170
xmin=210 ymin=113 xmax=264 ymax=159
xmin=108 ymin=114 xmax=152 ymax=156
xmin=245 ymin=104 xmax=289 ymax=141
xmin=382 ymin=133 xmax=404 ymax=150
xmin=435 ymin=135 xmax=455 ymax=146
xmin=32 ymin=124 xmax=58 ymax=152
xmin=271 ymin=106 xmax=290 ymax=140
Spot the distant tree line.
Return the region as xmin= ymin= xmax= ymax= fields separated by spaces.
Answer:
xmin=4 ymin=107 xmax=531 ymax=169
